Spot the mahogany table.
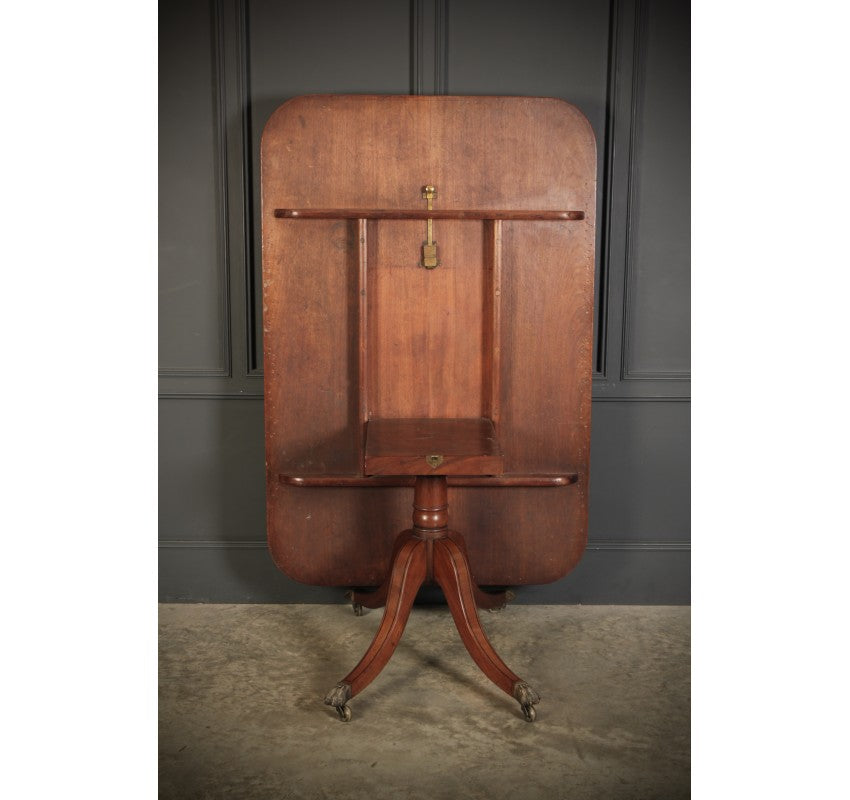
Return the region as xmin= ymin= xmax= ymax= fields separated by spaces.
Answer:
xmin=261 ymin=95 xmax=596 ymax=722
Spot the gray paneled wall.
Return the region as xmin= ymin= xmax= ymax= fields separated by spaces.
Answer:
xmin=159 ymin=0 xmax=690 ymax=603
xmin=159 ymin=0 xmax=228 ymax=375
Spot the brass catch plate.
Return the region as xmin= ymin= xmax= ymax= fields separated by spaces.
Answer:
xmin=426 ymin=454 xmax=444 ymax=469
xmin=421 ymin=242 xmax=439 ymax=269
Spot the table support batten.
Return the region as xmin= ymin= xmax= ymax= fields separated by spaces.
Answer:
xmin=483 ymin=219 xmax=503 ymax=430
xmin=357 ymin=219 xmax=370 ymax=452
xmin=275 ymin=208 xmax=584 ymax=221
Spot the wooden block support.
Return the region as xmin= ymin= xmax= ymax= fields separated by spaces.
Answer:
xmin=364 ymin=418 xmax=504 ymax=476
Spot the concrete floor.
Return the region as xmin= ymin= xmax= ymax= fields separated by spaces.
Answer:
xmin=159 ymin=603 xmax=690 ymax=800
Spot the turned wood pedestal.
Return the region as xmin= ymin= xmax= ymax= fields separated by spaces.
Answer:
xmin=324 ymin=474 xmax=540 ymax=723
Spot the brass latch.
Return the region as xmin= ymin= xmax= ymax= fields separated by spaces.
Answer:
xmin=426 ymin=454 xmax=444 ymax=468
xmin=420 ymin=185 xmax=440 ymax=269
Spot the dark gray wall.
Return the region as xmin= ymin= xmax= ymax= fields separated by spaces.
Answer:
xmin=159 ymin=0 xmax=690 ymax=603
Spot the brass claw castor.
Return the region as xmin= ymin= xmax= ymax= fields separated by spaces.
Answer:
xmin=344 ymin=590 xmax=365 ymax=616
xmin=513 ymin=681 xmax=540 ymax=722
xmin=324 ymin=681 xmax=353 ymax=722
xmin=487 ymin=589 xmax=516 ymax=613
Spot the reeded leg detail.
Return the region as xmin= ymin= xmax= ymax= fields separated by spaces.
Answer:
xmin=324 ymin=533 xmax=427 ymax=720
xmin=346 ymin=533 xmax=409 ymax=612
xmin=433 ymin=535 xmax=540 ymax=720
xmin=445 ymin=532 xmax=515 ymax=611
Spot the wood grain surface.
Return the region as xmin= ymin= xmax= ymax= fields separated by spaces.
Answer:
xmin=262 ymin=95 xmax=596 ymax=586
xmin=364 ymin=418 xmax=503 ymax=476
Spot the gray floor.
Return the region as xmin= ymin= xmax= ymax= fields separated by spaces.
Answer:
xmin=159 ymin=603 xmax=690 ymax=800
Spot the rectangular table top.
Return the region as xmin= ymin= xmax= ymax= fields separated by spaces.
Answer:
xmin=262 ymin=95 xmax=595 ymax=586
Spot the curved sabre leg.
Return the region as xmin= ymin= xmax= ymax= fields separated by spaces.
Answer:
xmin=346 ymin=532 xmax=408 ymax=613
xmin=324 ymin=532 xmax=426 ymax=721
xmin=433 ymin=535 xmax=540 ymax=721
xmin=445 ymin=531 xmax=515 ymax=611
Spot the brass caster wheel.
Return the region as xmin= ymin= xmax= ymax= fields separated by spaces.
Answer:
xmin=345 ymin=591 xmax=365 ymax=616
xmin=324 ymin=681 xmax=353 ymax=722
xmin=513 ymin=681 xmax=540 ymax=723
xmin=486 ymin=589 xmax=516 ymax=613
